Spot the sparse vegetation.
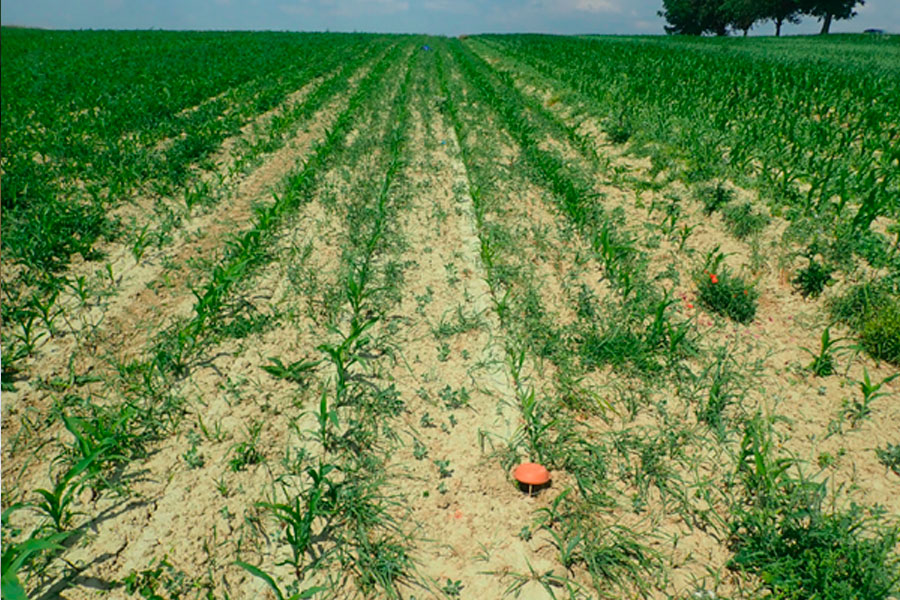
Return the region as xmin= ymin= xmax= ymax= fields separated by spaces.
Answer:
xmin=2 ymin=30 xmax=898 ymax=600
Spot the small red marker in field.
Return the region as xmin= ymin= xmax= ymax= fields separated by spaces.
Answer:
xmin=513 ymin=463 xmax=551 ymax=496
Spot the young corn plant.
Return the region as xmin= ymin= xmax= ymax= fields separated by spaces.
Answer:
xmin=799 ymin=327 xmax=846 ymax=377
xmin=314 ymin=389 xmax=340 ymax=452
xmin=235 ymin=560 xmax=325 ymax=600
xmin=843 ymin=368 xmax=899 ymax=427
xmin=514 ymin=388 xmax=558 ymax=466
xmin=317 ymin=317 xmax=377 ymax=406
xmin=59 ymin=412 xmax=129 ymax=492
xmin=1 ymin=507 xmax=68 ymax=600
xmin=257 ymin=462 xmax=338 ymax=578
xmin=33 ymin=452 xmax=101 ymax=533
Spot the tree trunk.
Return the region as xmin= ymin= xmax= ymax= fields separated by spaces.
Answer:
xmin=775 ymin=18 xmax=782 ymax=37
xmin=820 ymin=13 xmax=833 ymax=34
xmin=743 ymin=28 xmax=749 ymax=37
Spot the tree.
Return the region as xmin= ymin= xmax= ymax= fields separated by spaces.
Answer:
xmin=659 ymin=0 xmax=731 ymax=35
xmin=761 ymin=0 xmax=803 ymax=36
xmin=724 ymin=0 xmax=763 ymax=36
xmin=801 ymin=0 xmax=865 ymax=34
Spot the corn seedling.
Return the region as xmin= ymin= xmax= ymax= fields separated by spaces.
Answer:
xmin=258 ymin=463 xmax=338 ymax=577
xmin=800 ymin=327 xmax=846 ymax=377
xmin=314 ymin=389 xmax=339 ymax=451
xmin=844 ymin=368 xmax=899 ymax=427
xmin=1 ymin=506 xmax=68 ymax=600
xmin=317 ymin=318 xmax=377 ymax=405
xmin=235 ymin=560 xmax=325 ymax=600
xmin=33 ymin=452 xmax=101 ymax=532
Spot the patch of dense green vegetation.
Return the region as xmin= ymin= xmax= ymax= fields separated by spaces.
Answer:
xmin=0 ymin=29 xmax=392 ymax=385
xmin=730 ymin=416 xmax=900 ymax=600
xmin=483 ymin=34 xmax=899 ymax=242
xmin=831 ymin=281 xmax=900 ymax=365
xmin=1 ymin=30 xmax=385 ymax=274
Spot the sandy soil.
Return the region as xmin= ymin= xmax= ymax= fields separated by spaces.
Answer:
xmin=2 ymin=39 xmax=898 ymax=600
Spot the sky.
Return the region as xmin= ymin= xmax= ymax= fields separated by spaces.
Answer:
xmin=1 ymin=0 xmax=897 ymax=36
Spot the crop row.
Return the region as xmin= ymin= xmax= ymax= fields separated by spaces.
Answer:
xmin=240 ymin=43 xmax=422 ymax=598
xmin=474 ymin=34 xmax=900 ymax=367
xmin=1 ymin=31 xmax=389 ymax=282
xmin=0 ymin=33 xmax=393 ymax=390
xmin=479 ymin=35 xmax=900 ymax=271
xmin=0 ymin=38 xmax=415 ymax=598
xmin=439 ymin=36 xmax=900 ymax=599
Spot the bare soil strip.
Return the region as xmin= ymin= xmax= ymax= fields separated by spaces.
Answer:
xmin=383 ymin=65 xmax=550 ymax=598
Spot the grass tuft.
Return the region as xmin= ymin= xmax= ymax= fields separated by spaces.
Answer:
xmin=697 ymin=268 xmax=758 ymax=324
xmin=830 ymin=281 xmax=900 ymax=365
xmin=793 ymin=256 xmax=833 ymax=299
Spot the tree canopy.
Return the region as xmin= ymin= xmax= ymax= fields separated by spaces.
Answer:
xmin=659 ymin=0 xmax=865 ymax=36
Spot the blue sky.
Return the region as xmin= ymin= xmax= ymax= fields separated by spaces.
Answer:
xmin=1 ymin=0 xmax=896 ymax=35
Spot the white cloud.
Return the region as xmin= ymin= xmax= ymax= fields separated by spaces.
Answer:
xmin=633 ymin=19 xmax=658 ymax=31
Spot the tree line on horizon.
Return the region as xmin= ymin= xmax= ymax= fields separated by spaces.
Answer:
xmin=659 ymin=0 xmax=866 ymax=36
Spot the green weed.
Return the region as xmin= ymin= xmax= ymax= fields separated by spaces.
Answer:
xmin=262 ymin=356 xmax=320 ymax=386
xmin=181 ymin=432 xmax=204 ymax=470
xmin=875 ymin=444 xmax=900 ymax=476
xmin=121 ymin=556 xmax=194 ymax=599
xmin=793 ymin=256 xmax=833 ymax=298
xmin=729 ymin=414 xmax=900 ymax=599
xmin=441 ymin=578 xmax=463 ymax=597
xmin=603 ymin=110 xmax=632 ymax=144
xmin=696 ymin=266 xmax=758 ymax=324
xmin=696 ymin=346 xmax=742 ymax=437
xmin=434 ymin=459 xmax=453 ymax=479
xmin=229 ymin=421 xmax=264 ymax=471
xmin=860 ymin=303 xmax=900 ymax=366
xmin=721 ymin=201 xmax=769 ymax=240
xmin=696 ymin=182 xmax=734 ymax=215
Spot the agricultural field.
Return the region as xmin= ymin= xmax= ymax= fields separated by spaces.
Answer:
xmin=2 ymin=29 xmax=899 ymax=599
